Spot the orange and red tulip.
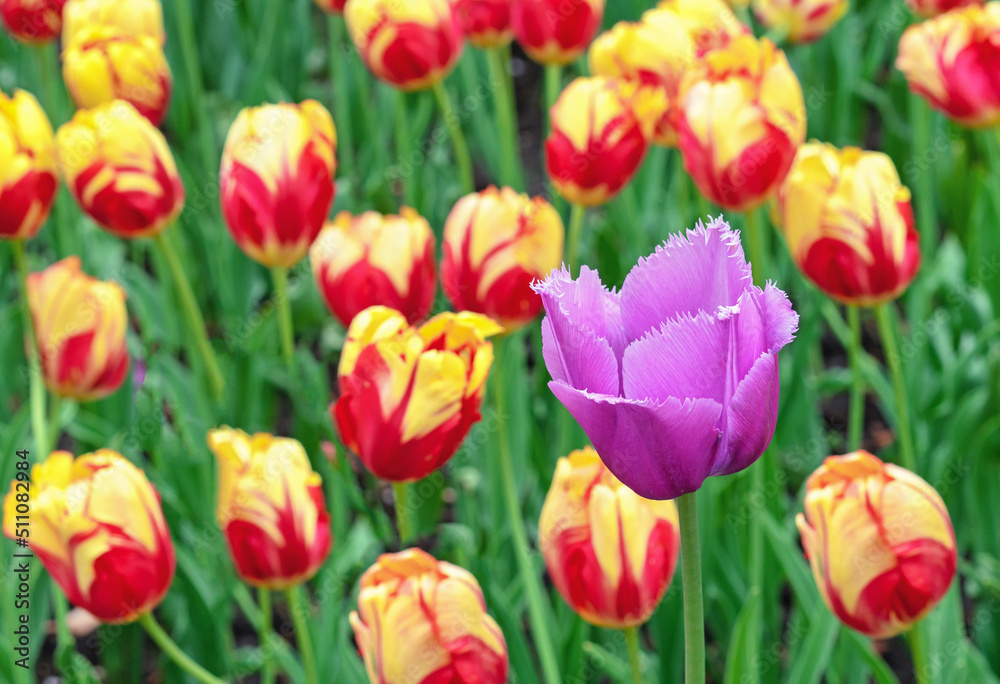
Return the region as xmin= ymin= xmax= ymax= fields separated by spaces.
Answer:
xmin=539 ymin=446 xmax=680 ymax=628
xmin=905 ymin=0 xmax=985 ymax=18
xmin=797 ymin=451 xmax=957 ymax=639
xmin=220 ymin=101 xmax=337 ymax=268
xmin=3 ymin=450 xmax=175 ymax=623
xmin=351 ymin=548 xmax=509 ymax=684
xmin=453 ymin=0 xmax=513 ymax=48
xmin=511 ymin=0 xmax=604 ymax=66
xmin=27 ymin=257 xmax=130 ymax=401
xmin=310 ymin=208 xmax=437 ymax=328
xmin=334 ymin=306 xmax=502 ymax=482
xmin=0 ymin=88 xmax=58 ymax=240
xmin=0 ymin=0 xmax=66 ymax=42
xmin=897 ymin=3 xmax=1000 ymax=128
xmin=776 ymin=142 xmax=920 ymax=306
xmin=677 ymin=35 xmax=806 ymax=211
xmin=442 ymin=186 xmax=564 ymax=330
xmin=345 ymin=0 xmax=463 ymax=91
xmin=208 ymin=429 xmax=333 ymax=590
xmin=753 ymin=0 xmax=848 ymax=43
xmin=546 ymin=76 xmax=664 ymax=206
xmin=56 ymin=100 xmax=184 ymax=238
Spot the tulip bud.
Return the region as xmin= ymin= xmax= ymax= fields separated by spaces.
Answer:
xmin=208 ymin=429 xmax=333 ymax=589
xmin=0 ymin=0 xmax=65 ymax=42
xmin=312 ymin=0 xmax=347 ymax=13
xmin=896 ymin=4 xmax=1000 ymax=128
xmin=345 ymin=0 xmax=463 ymax=91
xmin=351 ymin=548 xmax=509 ymax=684
xmin=905 ymin=0 xmax=985 ymax=18
xmin=453 ymin=0 xmax=512 ymax=48
xmin=3 ymin=450 xmax=175 ymax=623
xmin=776 ymin=143 xmax=920 ymax=306
xmin=310 ymin=208 xmax=437 ymax=329
xmin=539 ymin=446 xmax=680 ymax=627
xmin=442 ymin=186 xmax=563 ymax=329
xmin=334 ymin=306 xmax=502 ymax=482
xmin=62 ymin=0 xmax=165 ymax=46
xmin=0 ymin=88 xmax=58 ymax=240
xmin=546 ymin=76 xmax=663 ymax=206
xmin=27 ymin=257 xmax=130 ymax=401
xmin=678 ymin=35 xmax=806 ymax=211
xmin=652 ymin=0 xmax=749 ymax=56
xmin=753 ymin=0 xmax=848 ymax=43
xmin=220 ymin=101 xmax=337 ymax=268
xmin=511 ymin=0 xmax=605 ymax=66
xmin=797 ymin=451 xmax=957 ymax=639
xmin=56 ymin=100 xmax=184 ymax=238
xmin=62 ymin=27 xmax=173 ymax=127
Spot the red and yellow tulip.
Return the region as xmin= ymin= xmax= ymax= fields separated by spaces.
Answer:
xmin=797 ymin=451 xmax=957 ymax=639
xmin=310 ymin=208 xmax=437 ymax=329
xmin=453 ymin=0 xmax=512 ymax=48
xmin=0 ymin=88 xmax=58 ymax=240
xmin=2 ymin=450 xmax=175 ymax=623
xmin=753 ymin=0 xmax=848 ymax=43
xmin=345 ymin=0 xmax=463 ymax=91
xmin=208 ymin=429 xmax=333 ymax=590
xmin=442 ymin=186 xmax=563 ymax=330
xmin=220 ymin=101 xmax=337 ymax=268
xmin=539 ymin=446 xmax=680 ymax=627
xmin=312 ymin=0 xmax=347 ymax=13
xmin=0 ymin=0 xmax=66 ymax=42
xmin=334 ymin=306 xmax=502 ymax=482
xmin=56 ymin=99 xmax=184 ymax=238
xmin=776 ymin=142 xmax=920 ymax=306
xmin=897 ymin=3 xmax=1000 ymax=128
xmin=652 ymin=0 xmax=748 ymax=56
xmin=905 ymin=0 xmax=985 ymax=18
xmin=511 ymin=0 xmax=605 ymax=66
xmin=61 ymin=0 xmax=165 ymax=46
xmin=351 ymin=548 xmax=509 ymax=684
xmin=27 ymin=257 xmax=130 ymax=401
xmin=677 ymin=35 xmax=806 ymax=211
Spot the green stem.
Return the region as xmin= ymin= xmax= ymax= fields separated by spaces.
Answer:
xmin=138 ymin=612 xmax=227 ymax=684
xmin=677 ymin=491 xmax=705 ymax=684
xmin=432 ymin=81 xmax=475 ymax=194
xmin=494 ymin=338 xmax=561 ymax=684
xmin=328 ymin=15 xmax=355 ymax=196
xmin=394 ymin=90 xmax=417 ymax=207
xmin=257 ymin=589 xmax=276 ymax=684
xmin=153 ymin=231 xmax=225 ymax=399
xmin=908 ymin=622 xmax=930 ymax=684
xmin=12 ymin=240 xmax=48 ymax=459
xmin=47 ymin=394 xmax=62 ymax=454
xmin=623 ymin=626 xmax=642 ymax=684
xmin=35 ymin=45 xmax=77 ymax=258
xmin=875 ymin=303 xmax=915 ymax=471
xmin=51 ymin=586 xmax=76 ymax=674
xmin=910 ymin=98 xmax=937 ymax=261
xmin=566 ymin=203 xmax=587 ymax=273
xmin=847 ymin=306 xmax=865 ymax=451
xmin=286 ymin=585 xmax=319 ymax=684
xmin=544 ymin=64 xmax=562 ymax=130
xmin=247 ymin=0 xmax=281 ymax=101
xmin=392 ymin=481 xmax=413 ymax=543
xmin=174 ymin=0 xmax=219 ymax=177
xmin=271 ymin=266 xmax=294 ymax=367
xmin=743 ymin=209 xmax=768 ymax=286
xmin=487 ymin=46 xmax=522 ymax=189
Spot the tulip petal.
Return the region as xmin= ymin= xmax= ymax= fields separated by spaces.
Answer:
xmin=620 ymin=216 xmax=753 ymax=342
xmin=714 ymin=351 xmax=779 ymax=476
xmin=549 ymin=380 xmax=722 ymax=500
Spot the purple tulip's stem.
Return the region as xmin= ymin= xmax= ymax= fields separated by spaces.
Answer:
xmin=875 ymin=303 xmax=916 ymax=472
xmin=677 ymin=491 xmax=705 ymax=684
xmin=12 ymin=240 xmax=48 ymax=460
xmin=623 ymin=626 xmax=642 ymax=684
xmin=567 ymin=203 xmax=587 ymax=273
xmin=270 ymin=266 xmax=295 ymax=368
xmin=328 ymin=14 xmax=356 ymax=200
xmin=908 ymin=623 xmax=930 ymax=684
xmin=153 ymin=230 xmax=225 ymax=400
xmin=544 ymin=64 xmax=562 ymax=133
xmin=488 ymin=45 xmax=523 ymax=190
xmin=257 ymin=589 xmax=276 ymax=684
xmin=285 ymin=585 xmax=319 ymax=684
xmin=392 ymin=481 xmax=413 ymax=543
xmin=432 ymin=81 xmax=475 ymax=194
xmin=138 ymin=612 xmax=227 ymax=684
xmin=743 ymin=209 xmax=769 ymax=286
xmin=847 ymin=306 xmax=865 ymax=451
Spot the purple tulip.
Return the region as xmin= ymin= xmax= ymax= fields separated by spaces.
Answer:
xmin=533 ymin=216 xmax=799 ymax=500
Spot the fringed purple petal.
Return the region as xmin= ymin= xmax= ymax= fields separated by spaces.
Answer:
xmin=761 ymin=282 xmax=799 ymax=352
xmin=620 ymin=216 xmax=753 ymax=342
xmin=713 ymin=352 xmax=780 ymax=477
xmin=540 ymin=316 xmax=619 ymax=396
xmin=549 ymin=380 xmax=723 ymax=500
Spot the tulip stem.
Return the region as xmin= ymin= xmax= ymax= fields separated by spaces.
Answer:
xmin=392 ymin=481 xmax=413 ymax=543
xmin=270 ymin=266 xmax=295 ymax=368
xmin=544 ymin=65 xmax=562 ymax=130
xmin=12 ymin=240 xmax=48 ymax=460
xmin=286 ymin=585 xmax=319 ymax=684
xmin=153 ymin=231 xmax=225 ymax=400
xmin=567 ymin=204 xmax=587 ymax=273
xmin=257 ymin=589 xmax=276 ymax=684
xmin=744 ymin=209 xmax=768 ymax=286
xmin=394 ymin=90 xmax=418 ymax=208
xmin=623 ymin=626 xmax=643 ymax=684
xmin=174 ymin=0 xmax=219 ymax=178
xmin=487 ymin=46 xmax=522 ymax=189
xmin=494 ymin=339 xmax=562 ymax=684
xmin=875 ymin=303 xmax=915 ymax=471
xmin=138 ymin=612 xmax=227 ymax=684
xmin=328 ymin=15 xmax=356 ymax=196
xmin=677 ymin=491 xmax=705 ymax=684
xmin=908 ymin=623 xmax=930 ymax=684
xmin=847 ymin=306 xmax=865 ymax=451
xmin=432 ymin=81 xmax=475 ymax=194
